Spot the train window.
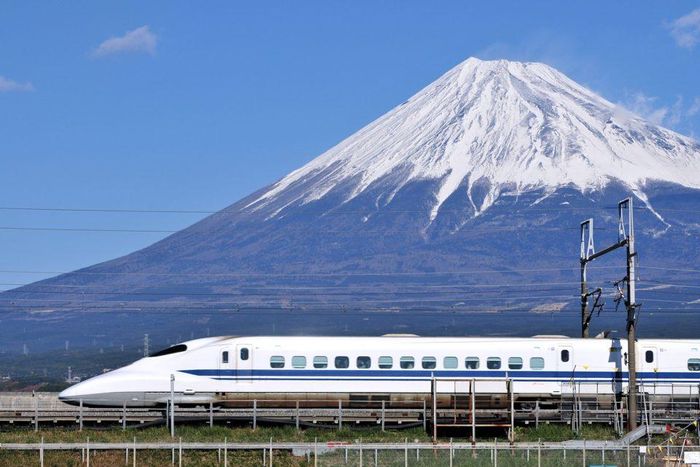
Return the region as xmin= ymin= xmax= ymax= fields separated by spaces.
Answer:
xmin=561 ymin=350 xmax=570 ymax=362
xmin=465 ymin=357 xmax=480 ymax=369
xmin=270 ymin=356 xmax=285 ymax=368
xmin=222 ymin=351 xmax=229 ymax=364
xmin=530 ymin=357 xmax=545 ymax=370
xmin=486 ymin=357 xmax=501 ymax=370
xmin=292 ymin=356 xmax=306 ymax=369
xmin=422 ymin=357 xmax=437 ymax=369
xmin=400 ymin=356 xmax=415 ymax=369
xmin=688 ymin=359 xmax=700 ymax=371
xmin=645 ymin=351 xmax=654 ymax=363
xmin=378 ymin=356 xmax=393 ymax=369
xmin=443 ymin=357 xmax=458 ymax=369
xmin=357 ymin=356 xmax=371 ymax=369
xmin=335 ymin=356 xmax=350 ymax=369
xmin=508 ymin=357 xmax=523 ymax=370
xmin=150 ymin=344 xmax=188 ymax=357
xmin=313 ymin=356 xmax=328 ymax=369
xmin=240 ymin=348 xmax=249 ymax=361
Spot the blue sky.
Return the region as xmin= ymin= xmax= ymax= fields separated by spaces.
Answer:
xmin=1 ymin=1 xmax=699 ymax=289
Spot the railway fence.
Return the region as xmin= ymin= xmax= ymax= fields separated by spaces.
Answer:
xmin=2 ymin=438 xmax=699 ymax=467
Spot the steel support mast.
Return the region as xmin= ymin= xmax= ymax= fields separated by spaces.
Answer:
xmin=579 ymin=197 xmax=639 ymax=430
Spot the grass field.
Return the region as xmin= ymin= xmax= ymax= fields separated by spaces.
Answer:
xmin=0 ymin=422 xmax=619 ymax=444
xmin=0 ymin=423 xmax=633 ymax=466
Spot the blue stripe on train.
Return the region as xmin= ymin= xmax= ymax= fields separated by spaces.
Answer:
xmin=178 ymin=368 xmax=700 ymax=380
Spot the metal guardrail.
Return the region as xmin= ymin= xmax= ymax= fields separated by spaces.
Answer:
xmin=2 ymin=384 xmax=698 ymax=437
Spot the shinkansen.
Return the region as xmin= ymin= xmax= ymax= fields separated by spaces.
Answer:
xmin=58 ymin=335 xmax=700 ymax=408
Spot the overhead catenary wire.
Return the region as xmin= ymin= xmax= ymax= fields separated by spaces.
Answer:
xmin=0 ymin=264 xmax=654 ymax=277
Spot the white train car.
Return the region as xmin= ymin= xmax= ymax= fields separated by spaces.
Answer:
xmin=58 ymin=335 xmax=700 ymax=408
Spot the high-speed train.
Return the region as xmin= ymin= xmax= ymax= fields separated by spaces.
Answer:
xmin=58 ymin=335 xmax=700 ymax=408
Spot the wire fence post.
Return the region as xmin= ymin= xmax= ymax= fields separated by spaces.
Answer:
xmin=381 ymin=400 xmax=385 ymax=432
xmin=582 ymin=439 xmax=586 ymax=467
xmin=338 ymin=400 xmax=343 ymax=431
xmin=224 ymin=437 xmax=228 ymax=467
xmin=432 ymin=377 xmax=437 ymax=442
xmin=34 ymin=396 xmax=38 ymax=432
xmin=509 ymin=379 xmax=515 ymax=443
xmin=314 ymin=437 xmax=318 ymax=467
xmin=493 ymin=438 xmax=497 ymax=467
xmin=178 ymin=437 xmax=182 ymax=467
xmin=39 ymin=436 xmax=44 ymax=467
xmin=122 ymin=400 xmax=127 ymax=431
xmin=253 ymin=399 xmax=257 ymax=430
xmin=537 ymin=439 xmax=541 ymax=467
xmin=133 ymin=436 xmax=136 ymax=467
xmin=209 ymin=402 xmax=213 ymax=428
xmin=295 ymin=400 xmax=300 ymax=431
xmin=269 ymin=437 xmax=273 ymax=467
xmin=86 ymin=437 xmax=90 ymax=467
xmin=471 ymin=379 xmax=476 ymax=443
xmin=170 ymin=374 xmax=175 ymax=438
xmin=359 ymin=438 xmax=363 ymax=467
xmin=404 ymin=438 xmax=408 ymax=467
xmin=602 ymin=440 xmax=606 ymax=465
xmin=79 ymin=399 xmax=83 ymax=431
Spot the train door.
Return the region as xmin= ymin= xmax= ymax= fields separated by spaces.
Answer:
xmin=557 ymin=346 xmax=575 ymax=396
xmin=639 ymin=345 xmax=658 ymax=391
xmin=236 ymin=344 xmax=252 ymax=384
xmin=218 ymin=347 xmax=233 ymax=380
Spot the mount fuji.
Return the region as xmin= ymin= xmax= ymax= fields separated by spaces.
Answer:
xmin=3 ymin=58 xmax=700 ymax=345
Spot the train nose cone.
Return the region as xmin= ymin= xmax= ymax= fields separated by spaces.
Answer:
xmin=58 ymin=371 xmax=127 ymax=407
xmin=58 ymin=382 xmax=86 ymax=406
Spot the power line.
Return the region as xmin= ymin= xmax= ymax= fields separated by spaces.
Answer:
xmin=0 ymin=226 xmax=177 ymax=233
xmin=0 ymin=264 xmax=634 ymax=278
xmin=2 ymin=280 xmax=698 ymax=295
xmin=0 ymin=206 xmax=218 ymax=214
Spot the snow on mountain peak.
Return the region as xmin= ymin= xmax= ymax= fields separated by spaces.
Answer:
xmin=249 ymin=57 xmax=700 ymax=219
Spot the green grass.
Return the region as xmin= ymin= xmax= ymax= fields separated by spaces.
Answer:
xmin=514 ymin=423 xmax=618 ymax=442
xmin=0 ymin=425 xmax=432 ymax=444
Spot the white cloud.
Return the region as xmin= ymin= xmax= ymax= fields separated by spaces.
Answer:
xmin=621 ymin=92 xmax=673 ymax=125
xmin=620 ymin=92 xmax=700 ymax=132
xmin=93 ymin=25 xmax=157 ymax=58
xmin=0 ymin=76 xmax=34 ymax=93
xmin=688 ymin=97 xmax=700 ymax=117
xmin=668 ymin=8 xmax=700 ymax=49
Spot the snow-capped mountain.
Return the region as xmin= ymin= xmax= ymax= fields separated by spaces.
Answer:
xmin=3 ymin=58 xmax=700 ymax=346
xmin=250 ymin=58 xmax=700 ymax=221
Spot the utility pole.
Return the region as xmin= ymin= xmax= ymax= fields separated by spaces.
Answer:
xmin=580 ymin=219 xmax=595 ymax=338
xmin=623 ymin=198 xmax=639 ymax=431
xmin=170 ymin=374 xmax=175 ymax=437
xmin=579 ymin=197 xmax=639 ymax=430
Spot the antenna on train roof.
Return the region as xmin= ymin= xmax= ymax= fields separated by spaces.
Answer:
xmin=579 ymin=197 xmax=640 ymax=432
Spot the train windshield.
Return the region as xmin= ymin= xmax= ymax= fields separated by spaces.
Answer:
xmin=149 ymin=344 xmax=188 ymax=357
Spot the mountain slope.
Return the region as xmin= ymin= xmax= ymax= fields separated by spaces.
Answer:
xmin=250 ymin=58 xmax=700 ymax=221
xmin=3 ymin=57 xmax=700 ymax=323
